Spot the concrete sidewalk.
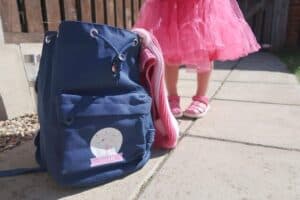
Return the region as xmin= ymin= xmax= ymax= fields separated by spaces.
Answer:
xmin=1 ymin=52 xmax=300 ymax=200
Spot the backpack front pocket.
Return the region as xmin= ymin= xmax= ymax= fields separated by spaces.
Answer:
xmin=56 ymin=93 xmax=154 ymax=175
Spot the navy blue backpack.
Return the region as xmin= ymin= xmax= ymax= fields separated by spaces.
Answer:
xmin=0 ymin=21 xmax=155 ymax=187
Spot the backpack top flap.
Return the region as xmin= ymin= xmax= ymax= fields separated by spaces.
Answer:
xmin=52 ymin=21 xmax=144 ymax=95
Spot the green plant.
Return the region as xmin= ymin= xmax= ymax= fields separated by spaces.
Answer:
xmin=275 ymin=48 xmax=300 ymax=82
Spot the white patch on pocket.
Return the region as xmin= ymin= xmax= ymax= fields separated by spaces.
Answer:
xmin=90 ymin=127 xmax=123 ymax=158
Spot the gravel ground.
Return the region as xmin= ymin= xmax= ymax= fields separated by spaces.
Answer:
xmin=0 ymin=114 xmax=39 ymax=152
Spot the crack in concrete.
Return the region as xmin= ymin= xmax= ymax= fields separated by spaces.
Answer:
xmin=223 ymin=80 xmax=299 ymax=85
xmin=212 ymin=59 xmax=241 ymax=98
xmin=212 ymin=98 xmax=300 ymax=107
xmin=132 ymin=120 xmax=197 ymax=199
xmin=187 ymin=134 xmax=300 ymax=152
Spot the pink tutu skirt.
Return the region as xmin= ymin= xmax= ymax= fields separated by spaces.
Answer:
xmin=134 ymin=0 xmax=261 ymax=72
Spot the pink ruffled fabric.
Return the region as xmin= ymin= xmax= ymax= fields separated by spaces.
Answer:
xmin=134 ymin=0 xmax=261 ymax=72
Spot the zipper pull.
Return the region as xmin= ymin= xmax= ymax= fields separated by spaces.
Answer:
xmin=112 ymin=53 xmax=126 ymax=85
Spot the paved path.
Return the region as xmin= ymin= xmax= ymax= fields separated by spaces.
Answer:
xmin=1 ymin=52 xmax=300 ymax=200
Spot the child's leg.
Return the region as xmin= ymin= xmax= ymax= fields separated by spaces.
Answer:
xmin=165 ymin=64 xmax=182 ymax=118
xmin=184 ymin=62 xmax=213 ymax=118
xmin=196 ymin=63 xmax=213 ymax=97
xmin=165 ymin=64 xmax=180 ymax=96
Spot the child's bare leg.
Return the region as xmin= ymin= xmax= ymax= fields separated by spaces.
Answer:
xmin=165 ymin=64 xmax=182 ymax=117
xmin=196 ymin=63 xmax=213 ymax=96
xmin=184 ymin=62 xmax=213 ymax=118
xmin=165 ymin=65 xmax=180 ymax=96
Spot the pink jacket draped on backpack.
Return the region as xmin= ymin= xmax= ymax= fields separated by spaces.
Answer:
xmin=132 ymin=28 xmax=179 ymax=149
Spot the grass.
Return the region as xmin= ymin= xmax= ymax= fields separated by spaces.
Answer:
xmin=275 ymin=48 xmax=300 ymax=82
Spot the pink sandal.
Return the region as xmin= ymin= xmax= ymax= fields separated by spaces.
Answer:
xmin=183 ymin=96 xmax=210 ymax=118
xmin=168 ymin=95 xmax=183 ymax=118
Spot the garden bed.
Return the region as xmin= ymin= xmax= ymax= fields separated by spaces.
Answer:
xmin=0 ymin=113 xmax=39 ymax=152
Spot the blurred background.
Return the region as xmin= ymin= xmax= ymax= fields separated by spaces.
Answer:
xmin=0 ymin=0 xmax=299 ymax=49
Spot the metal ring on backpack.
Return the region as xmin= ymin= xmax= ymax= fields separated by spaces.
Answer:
xmin=118 ymin=53 xmax=126 ymax=61
xmin=64 ymin=117 xmax=74 ymax=126
xmin=132 ymin=38 xmax=139 ymax=46
xmin=90 ymin=28 xmax=99 ymax=38
xmin=45 ymin=36 xmax=51 ymax=44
